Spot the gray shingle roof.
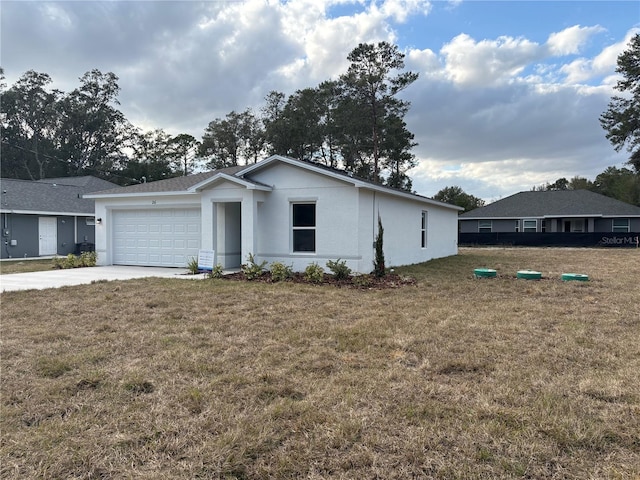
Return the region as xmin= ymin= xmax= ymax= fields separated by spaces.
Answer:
xmin=86 ymin=165 xmax=247 ymax=195
xmin=84 ymin=157 xmax=460 ymax=211
xmin=460 ymin=190 xmax=640 ymax=218
xmin=1 ymin=176 xmax=119 ymax=214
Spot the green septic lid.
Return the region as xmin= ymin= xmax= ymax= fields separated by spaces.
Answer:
xmin=474 ymin=268 xmax=497 ymax=278
xmin=561 ymin=273 xmax=589 ymax=282
xmin=516 ymin=270 xmax=542 ymax=280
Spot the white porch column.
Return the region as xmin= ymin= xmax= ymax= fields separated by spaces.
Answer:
xmin=201 ymin=199 xmax=215 ymax=251
xmin=241 ymin=192 xmax=258 ymax=262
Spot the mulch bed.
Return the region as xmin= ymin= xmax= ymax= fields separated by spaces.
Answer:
xmin=218 ymin=271 xmax=417 ymax=289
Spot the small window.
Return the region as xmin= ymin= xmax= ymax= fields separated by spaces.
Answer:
xmin=85 ymin=217 xmax=96 ymax=226
xmin=541 ymin=220 xmax=547 ymax=233
xmin=612 ymin=218 xmax=630 ymax=233
xmin=515 ymin=220 xmax=520 ymax=232
xmin=479 ymin=220 xmax=492 ymax=233
xmin=292 ymin=203 xmax=316 ymax=252
xmin=421 ymin=211 xmax=428 ymax=248
xmin=523 ymin=219 xmax=537 ymax=232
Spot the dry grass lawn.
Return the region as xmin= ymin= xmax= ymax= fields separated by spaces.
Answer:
xmin=1 ymin=248 xmax=639 ymax=479
xmin=0 ymin=258 xmax=56 ymax=275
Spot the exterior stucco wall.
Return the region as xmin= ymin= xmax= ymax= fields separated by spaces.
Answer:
xmin=369 ymin=190 xmax=459 ymax=269
xmin=249 ymin=162 xmax=362 ymax=272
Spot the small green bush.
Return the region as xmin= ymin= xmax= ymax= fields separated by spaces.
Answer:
xmin=326 ymin=259 xmax=352 ymax=280
xmin=242 ymin=253 xmax=267 ymax=280
xmin=207 ymin=264 xmax=224 ymax=279
xmin=187 ymin=257 xmax=200 ymax=274
xmin=52 ymin=256 xmax=64 ymax=269
xmin=79 ymin=251 xmax=97 ymax=267
xmin=270 ymin=261 xmax=293 ymax=282
xmin=304 ymin=263 xmax=325 ymax=284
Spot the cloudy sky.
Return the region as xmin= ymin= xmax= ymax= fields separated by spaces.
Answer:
xmin=2 ymin=0 xmax=638 ymax=201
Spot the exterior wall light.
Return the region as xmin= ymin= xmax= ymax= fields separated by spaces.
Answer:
xmin=96 ymin=218 xmax=102 ymax=225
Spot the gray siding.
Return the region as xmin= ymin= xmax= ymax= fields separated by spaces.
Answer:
xmin=1 ymin=213 xmax=95 ymax=259
xmin=2 ymin=214 xmax=39 ymax=259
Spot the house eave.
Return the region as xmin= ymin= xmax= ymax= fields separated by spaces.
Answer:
xmin=0 ymin=209 xmax=94 ymax=216
xmin=239 ymin=154 xmax=463 ymax=211
xmin=84 ymin=191 xmax=199 ymax=200
xmin=188 ymin=173 xmax=273 ymax=192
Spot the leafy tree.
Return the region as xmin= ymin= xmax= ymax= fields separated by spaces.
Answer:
xmin=433 ymin=186 xmax=485 ymax=212
xmin=339 ymin=41 xmax=418 ymax=183
xmin=200 ymin=109 xmax=260 ymax=168
xmin=600 ymin=33 xmax=640 ymax=173
xmin=118 ymin=128 xmax=175 ymax=185
xmin=262 ymin=91 xmax=289 ymax=156
xmin=168 ymin=133 xmax=200 ymax=176
xmin=592 ymin=166 xmax=640 ymax=206
xmin=568 ymin=176 xmax=594 ymax=190
xmin=1 ymin=70 xmax=62 ymax=179
xmin=57 ymin=69 xmax=133 ymax=176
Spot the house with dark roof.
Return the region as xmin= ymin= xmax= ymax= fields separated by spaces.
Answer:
xmin=459 ymin=190 xmax=640 ymax=247
xmin=0 ymin=176 xmax=118 ymax=259
xmin=85 ymin=155 xmax=463 ymax=272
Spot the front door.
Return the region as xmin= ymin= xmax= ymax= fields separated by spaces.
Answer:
xmin=39 ymin=217 xmax=57 ymax=256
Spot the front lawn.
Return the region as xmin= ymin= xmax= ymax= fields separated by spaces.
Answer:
xmin=1 ymin=248 xmax=638 ymax=479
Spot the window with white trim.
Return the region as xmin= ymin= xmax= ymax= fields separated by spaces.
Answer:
xmin=421 ymin=211 xmax=428 ymax=248
xmin=515 ymin=220 xmax=520 ymax=232
xmin=292 ymin=203 xmax=316 ymax=252
xmin=612 ymin=218 xmax=630 ymax=233
xmin=479 ymin=220 xmax=492 ymax=233
xmin=523 ymin=219 xmax=537 ymax=232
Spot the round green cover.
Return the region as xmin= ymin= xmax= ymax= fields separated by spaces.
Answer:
xmin=474 ymin=268 xmax=497 ymax=278
xmin=516 ymin=270 xmax=542 ymax=280
xmin=561 ymin=273 xmax=589 ymax=282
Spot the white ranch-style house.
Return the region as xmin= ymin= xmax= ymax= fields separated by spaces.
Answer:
xmin=85 ymin=155 xmax=462 ymax=273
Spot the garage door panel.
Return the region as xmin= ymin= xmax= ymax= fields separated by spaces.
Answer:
xmin=112 ymin=208 xmax=201 ymax=267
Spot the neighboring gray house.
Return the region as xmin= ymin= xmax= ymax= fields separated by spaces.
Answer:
xmin=0 ymin=176 xmax=118 ymax=259
xmin=459 ymin=190 xmax=640 ymax=247
xmin=86 ymin=155 xmax=463 ymax=272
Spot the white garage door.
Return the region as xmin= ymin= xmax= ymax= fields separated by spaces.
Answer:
xmin=112 ymin=208 xmax=201 ymax=267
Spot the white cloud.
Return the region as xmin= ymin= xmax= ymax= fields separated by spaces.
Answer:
xmin=441 ymin=33 xmax=541 ymax=86
xmin=0 ymin=1 xmax=633 ymax=201
xmin=546 ymin=25 xmax=604 ymax=56
xmin=561 ymin=27 xmax=640 ymax=84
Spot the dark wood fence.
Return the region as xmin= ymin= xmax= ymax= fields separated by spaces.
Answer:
xmin=459 ymin=232 xmax=640 ymax=248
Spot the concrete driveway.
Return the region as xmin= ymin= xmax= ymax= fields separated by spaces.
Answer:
xmin=0 ymin=265 xmax=200 ymax=292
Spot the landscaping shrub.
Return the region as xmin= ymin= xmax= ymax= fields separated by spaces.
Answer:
xmin=270 ymin=261 xmax=293 ymax=282
xmin=186 ymin=256 xmax=200 ymax=274
xmin=303 ymin=262 xmax=324 ymax=283
xmin=207 ymin=264 xmax=224 ymax=279
xmin=373 ymin=215 xmax=386 ymax=277
xmin=326 ymin=258 xmax=352 ymax=280
xmin=53 ymin=253 xmax=97 ymax=269
xmin=242 ymin=253 xmax=267 ymax=280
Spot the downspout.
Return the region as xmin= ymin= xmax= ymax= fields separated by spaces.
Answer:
xmin=372 ymin=191 xmax=377 ymax=247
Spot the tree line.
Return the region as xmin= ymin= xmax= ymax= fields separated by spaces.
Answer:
xmin=1 ymin=35 xmax=638 ymax=206
xmin=1 ymin=42 xmax=418 ymax=190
